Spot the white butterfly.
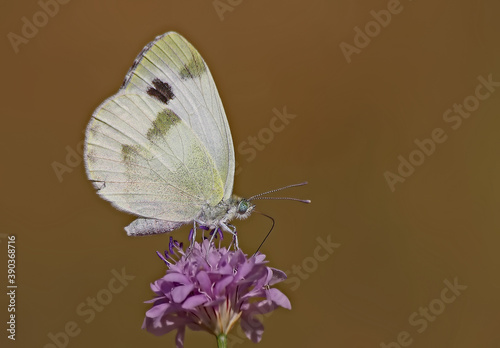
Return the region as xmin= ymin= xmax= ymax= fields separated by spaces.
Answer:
xmin=84 ymin=32 xmax=308 ymax=247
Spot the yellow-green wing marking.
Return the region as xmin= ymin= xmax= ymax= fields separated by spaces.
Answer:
xmin=84 ymin=93 xmax=225 ymax=230
xmin=121 ymin=32 xmax=235 ymax=201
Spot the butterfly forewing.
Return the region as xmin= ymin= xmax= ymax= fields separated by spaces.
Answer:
xmin=121 ymin=32 xmax=235 ymax=200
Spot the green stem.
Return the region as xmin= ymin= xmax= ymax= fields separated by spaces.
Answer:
xmin=217 ymin=334 xmax=227 ymax=348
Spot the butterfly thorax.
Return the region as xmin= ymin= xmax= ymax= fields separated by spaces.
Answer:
xmin=196 ymin=195 xmax=255 ymax=228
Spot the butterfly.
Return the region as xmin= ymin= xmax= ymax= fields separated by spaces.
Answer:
xmin=84 ymin=32 xmax=309 ymax=248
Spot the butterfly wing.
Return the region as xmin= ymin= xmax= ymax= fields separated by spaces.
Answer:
xmin=120 ymin=31 xmax=235 ymax=200
xmin=84 ymin=93 xmax=225 ymax=234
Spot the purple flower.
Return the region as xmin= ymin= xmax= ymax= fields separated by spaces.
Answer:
xmin=143 ymin=237 xmax=291 ymax=347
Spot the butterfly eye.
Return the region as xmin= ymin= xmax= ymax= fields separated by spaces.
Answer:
xmin=238 ymin=200 xmax=249 ymax=214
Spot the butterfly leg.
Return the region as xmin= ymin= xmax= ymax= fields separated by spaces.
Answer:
xmin=203 ymin=227 xmax=220 ymax=255
xmin=208 ymin=226 xmax=222 ymax=245
xmin=221 ymin=223 xmax=239 ymax=250
xmin=190 ymin=221 xmax=197 ymax=244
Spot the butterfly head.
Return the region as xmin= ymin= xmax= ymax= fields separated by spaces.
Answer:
xmin=234 ymin=198 xmax=255 ymax=220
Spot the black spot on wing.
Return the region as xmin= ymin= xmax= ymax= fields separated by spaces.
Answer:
xmin=147 ymin=78 xmax=175 ymax=104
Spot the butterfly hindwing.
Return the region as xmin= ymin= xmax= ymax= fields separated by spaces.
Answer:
xmin=84 ymin=93 xmax=225 ymax=223
xmin=120 ymin=31 xmax=235 ymax=201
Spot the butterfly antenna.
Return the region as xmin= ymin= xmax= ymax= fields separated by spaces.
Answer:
xmin=254 ymin=211 xmax=275 ymax=255
xmin=248 ymin=181 xmax=310 ymax=201
xmin=250 ymin=196 xmax=311 ymax=204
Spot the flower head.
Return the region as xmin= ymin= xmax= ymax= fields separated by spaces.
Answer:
xmin=143 ymin=237 xmax=291 ymax=347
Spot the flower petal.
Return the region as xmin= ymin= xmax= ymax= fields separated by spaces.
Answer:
xmin=268 ymin=268 xmax=287 ymax=285
xmin=237 ymin=266 xmax=268 ymax=292
xmin=234 ymin=258 xmax=255 ymax=281
xmin=150 ymin=280 xmax=161 ymax=293
xmin=142 ymin=316 xmax=180 ymax=336
xmin=244 ymin=300 xmax=277 ymax=315
xmin=267 ymin=288 xmax=291 ymax=309
xmin=158 ymin=279 xmax=175 ymax=294
xmin=163 ymin=272 xmax=191 ymax=285
xmin=204 ymin=297 xmax=225 ymax=307
xmin=236 ymin=266 xmax=267 ymax=285
xmin=145 ymin=303 xmax=170 ymax=318
xmin=253 ymin=253 xmax=267 ymax=264
xmin=217 ymin=264 xmax=234 ymax=275
xmin=238 ymin=288 xmax=266 ymax=303
xmin=241 ymin=315 xmax=264 ymax=343
xmin=171 ymin=284 xmax=195 ymax=303
xmin=182 ymin=294 xmax=208 ymax=309
xmin=196 ymin=271 xmax=212 ymax=295
xmin=264 ymin=268 xmax=274 ymax=284
xmin=206 ymin=251 xmax=220 ymax=267
xmin=144 ymin=296 xmax=163 ymax=304
xmin=219 ymin=251 xmax=231 ymax=267
xmin=230 ymin=250 xmax=246 ymax=267
xmin=214 ymin=275 xmax=234 ymax=296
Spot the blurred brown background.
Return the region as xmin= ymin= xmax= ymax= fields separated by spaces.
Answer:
xmin=1 ymin=0 xmax=500 ymax=347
